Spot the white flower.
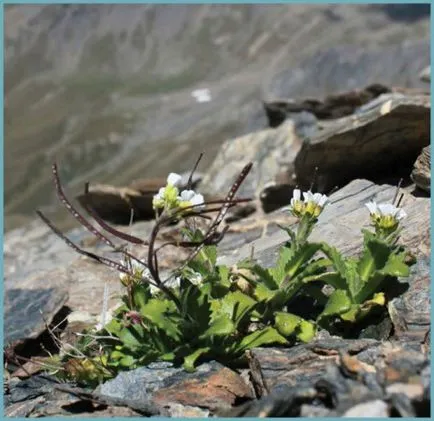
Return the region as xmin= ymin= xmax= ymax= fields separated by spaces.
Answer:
xmin=167 ymin=172 xmax=183 ymax=187
xmin=190 ymin=193 xmax=205 ymax=209
xmin=178 ymin=189 xmax=205 ymax=211
xmin=303 ymin=191 xmax=329 ymax=208
xmin=365 ymin=201 xmax=406 ymax=232
xmin=365 ymin=201 xmax=407 ymax=220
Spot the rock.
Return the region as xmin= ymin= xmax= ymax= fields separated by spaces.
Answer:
xmin=249 ymin=338 xmax=379 ymax=391
xmin=263 ymin=83 xmax=391 ymax=127
xmin=202 ymin=92 xmax=429 ymax=212
xmin=222 ymin=341 xmax=429 ymax=417
xmin=5 ymin=396 xmax=45 ymax=417
xmin=342 ymin=400 xmax=389 ymax=417
xmin=4 ymin=269 xmax=69 ymax=346
xmin=388 ymin=256 xmax=431 ymax=346
xmin=293 ymin=93 xmax=430 ymax=193
xmin=76 ymin=184 xmax=151 ymax=225
xmin=411 ymin=145 xmax=430 ymax=192
xmin=97 ymin=361 xmax=253 ymax=415
xmin=200 ymin=120 xmax=302 ymax=200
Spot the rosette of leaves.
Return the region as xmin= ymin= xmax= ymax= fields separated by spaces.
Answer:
xmin=93 ymin=238 xmax=288 ymax=375
xmin=316 ymin=228 xmax=412 ymax=328
xmin=230 ymin=226 xmax=328 ymax=344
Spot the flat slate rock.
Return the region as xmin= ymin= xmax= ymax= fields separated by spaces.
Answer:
xmin=201 ymin=91 xmax=429 ymax=212
xmin=95 ymin=361 xmax=252 ymax=416
xmin=263 ymin=83 xmax=391 ymax=126
xmin=4 ymin=268 xmax=69 ymax=346
xmin=293 ymin=93 xmax=430 ymax=192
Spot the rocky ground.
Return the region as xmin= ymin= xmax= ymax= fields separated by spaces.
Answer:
xmin=4 ymin=66 xmax=430 ymax=416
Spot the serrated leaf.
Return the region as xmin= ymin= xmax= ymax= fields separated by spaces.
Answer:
xmin=219 ymin=291 xmax=257 ymax=327
xmin=202 ymin=314 xmax=235 ymax=338
xmin=284 ymin=243 xmax=323 ymax=282
xmin=318 ymin=289 xmax=352 ymax=321
xmin=250 ymin=264 xmax=279 ymax=290
xmin=180 ymin=284 xmax=211 ymax=333
xmin=183 ymin=347 xmax=211 ymax=372
xmin=343 ymin=258 xmax=362 ymax=300
xmin=254 ymin=283 xmax=278 ymax=302
xmin=269 ymin=246 xmax=294 ymax=285
xmin=358 ymin=239 xmax=391 ymax=282
xmin=140 ymin=299 xmax=182 ymax=340
xmin=379 ymin=253 xmax=410 ymax=277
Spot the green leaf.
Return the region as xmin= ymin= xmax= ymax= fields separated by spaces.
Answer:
xmin=118 ymin=327 xmax=143 ymax=349
xmin=140 ymin=299 xmax=182 ymax=340
xmin=379 ymin=253 xmax=410 ymax=278
xmin=355 ymin=252 xmax=409 ymax=303
xmin=297 ymin=319 xmax=316 ymax=343
xmin=320 ymin=243 xmax=349 ymax=278
xmin=119 ymin=355 xmax=136 ymax=367
xmin=202 ymin=314 xmax=235 ymax=338
xmin=132 ymin=283 xmax=152 ymax=310
xmin=237 ymin=327 xmax=288 ymax=351
xmin=218 ymin=291 xmax=257 ymax=327
xmin=250 ymin=264 xmax=278 ymax=290
xmin=254 ymin=283 xmax=278 ymax=302
xmin=358 ymin=238 xmax=390 ymax=282
xmin=274 ymin=312 xmax=316 ymax=343
xmin=318 ymin=289 xmax=352 ymax=321
xmin=183 ymin=347 xmax=211 ymax=372
xmin=274 ymin=312 xmax=301 ymax=337
xmin=269 ymin=246 xmax=294 ymax=285
xmin=311 ymin=272 xmax=346 ymax=290
xmin=343 ymin=258 xmax=361 ymax=300
xmin=283 ymin=243 xmax=323 ymax=283
xmin=340 ymin=305 xmax=360 ymax=322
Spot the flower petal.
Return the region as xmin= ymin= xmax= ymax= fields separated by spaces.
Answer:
xmin=303 ymin=191 xmax=315 ymax=203
xmin=179 ymin=189 xmax=196 ymax=201
xmin=293 ymin=189 xmax=301 ymax=201
xmin=378 ymin=203 xmax=398 ymax=216
xmin=318 ymin=194 xmax=329 ymax=208
xmin=167 ymin=172 xmax=183 ymax=187
xmin=365 ymin=201 xmax=378 ymax=214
